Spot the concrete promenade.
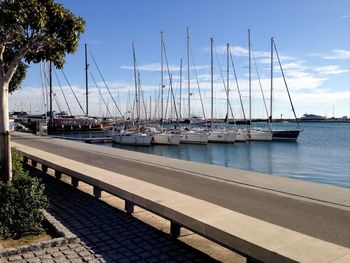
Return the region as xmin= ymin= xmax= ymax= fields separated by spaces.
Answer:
xmin=7 ymin=132 xmax=350 ymax=262
xmin=12 ymin=133 xmax=350 ymax=245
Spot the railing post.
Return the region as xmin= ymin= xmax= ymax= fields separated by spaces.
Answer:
xmin=246 ymin=258 xmax=262 ymax=263
xmin=71 ymin=177 xmax=79 ymax=188
xmin=42 ymin=164 xmax=48 ymax=173
xmin=93 ymin=186 xmax=102 ymax=198
xmin=23 ymin=156 xmax=28 ymax=164
xmin=125 ymin=200 xmax=134 ymax=214
xmin=31 ymin=160 xmax=37 ymax=168
xmin=170 ymin=221 xmax=181 ymax=238
xmin=55 ymin=170 xmax=62 ymax=180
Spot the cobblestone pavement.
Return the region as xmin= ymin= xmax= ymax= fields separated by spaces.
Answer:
xmin=2 ymin=241 xmax=99 ymax=263
xmin=1 ymin=168 xmax=219 ymax=263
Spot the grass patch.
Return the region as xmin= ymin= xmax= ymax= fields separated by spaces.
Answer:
xmin=0 ymin=220 xmax=59 ymax=250
xmin=0 ymin=232 xmax=51 ymax=250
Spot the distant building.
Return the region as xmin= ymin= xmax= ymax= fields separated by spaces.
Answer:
xmin=301 ymin=114 xmax=326 ymax=121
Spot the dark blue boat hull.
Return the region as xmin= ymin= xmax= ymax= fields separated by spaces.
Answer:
xmin=272 ymin=129 xmax=301 ymax=141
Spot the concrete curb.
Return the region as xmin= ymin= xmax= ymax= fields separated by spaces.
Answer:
xmin=0 ymin=210 xmax=77 ymax=257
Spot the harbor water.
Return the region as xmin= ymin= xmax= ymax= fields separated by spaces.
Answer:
xmin=55 ymin=122 xmax=350 ymax=189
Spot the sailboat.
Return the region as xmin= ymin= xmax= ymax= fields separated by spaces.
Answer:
xmin=269 ymin=38 xmax=302 ymax=141
xmin=150 ymin=32 xmax=181 ymax=145
xmin=226 ymin=43 xmax=249 ymax=142
xmin=149 ymin=126 xmax=181 ymax=145
xmin=112 ymin=125 xmax=151 ymax=146
xmin=113 ymin=42 xmax=151 ymax=146
xmin=247 ymin=29 xmax=273 ymax=141
xmin=180 ymin=27 xmax=208 ymax=144
xmin=207 ymin=38 xmax=236 ymax=143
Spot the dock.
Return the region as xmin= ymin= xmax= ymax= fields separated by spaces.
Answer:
xmin=11 ymin=132 xmax=350 ymax=262
xmin=52 ymin=135 xmax=113 ymax=143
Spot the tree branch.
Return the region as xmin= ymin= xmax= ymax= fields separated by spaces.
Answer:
xmin=0 ymin=44 xmax=4 ymax=63
xmin=0 ymin=45 xmax=4 ymax=77
xmin=0 ymin=25 xmax=22 ymax=45
xmin=3 ymin=37 xmax=33 ymax=83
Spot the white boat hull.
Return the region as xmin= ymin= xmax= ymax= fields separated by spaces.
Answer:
xmin=235 ymin=128 xmax=249 ymax=142
xmin=180 ymin=131 xmax=208 ymax=144
xmin=208 ymin=131 xmax=235 ymax=143
xmin=113 ymin=133 xmax=151 ymax=146
xmin=151 ymin=133 xmax=181 ymax=145
xmin=249 ymin=129 xmax=273 ymax=141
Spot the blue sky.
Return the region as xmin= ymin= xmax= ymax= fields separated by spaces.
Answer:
xmin=10 ymin=0 xmax=350 ymax=119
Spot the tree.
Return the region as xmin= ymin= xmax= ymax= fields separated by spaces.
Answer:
xmin=0 ymin=0 xmax=85 ymax=181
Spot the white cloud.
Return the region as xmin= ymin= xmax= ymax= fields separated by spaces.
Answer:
xmin=230 ymin=46 xmax=250 ymax=56
xmin=313 ymin=65 xmax=349 ymax=75
xmin=210 ymin=45 xmax=295 ymax=62
xmin=284 ymin=70 xmax=310 ymax=79
xmin=285 ymin=76 xmax=326 ymax=91
xmin=209 ymin=45 xmax=270 ymax=58
xmin=321 ymin=49 xmax=350 ymax=60
xmin=292 ymin=91 xmax=350 ymax=104
xmin=260 ymin=57 xmax=308 ymax=76
xmin=121 ymin=63 xmax=159 ymax=72
xmin=342 ymin=15 xmax=350 ymax=18
xmin=120 ymin=63 xmax=208 ymax=72
xmin=278 ymin=61 xmax=308 ymax=71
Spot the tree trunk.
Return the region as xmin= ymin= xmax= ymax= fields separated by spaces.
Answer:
xmin=0 ymin=79 xmax=12 ymax=182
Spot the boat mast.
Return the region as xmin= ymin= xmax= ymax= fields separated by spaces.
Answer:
xmin=179 ymin=58 xmax=183 ymax=119
xmin=211 ymin=37 xmax=214 ymax=123
xmin=248 ymin=29 xmax=252 ymax=129
xmin=226 ymin=43 xmax=230 ymax=124
xmin=170 ymin=73 xmax=173 ymax=119
xmin=162 ymin=35 xmax=179 ymax=122
xmin=132 ymin=42 xmax=139 ymax=131
xmin=270 ymin=37 xmax=273 ymax=124
xmin=160 ymin=31 xmax=164 ymax=124
xmin=49 ymin=61 xmax=53 ymax=124
xmin=85 ymin=43 xmax=89 ymax=116
xmin=187 ymin=27 xmax=191 ymax=120
xmin=229 ymin=48 xmax=247 ymax=123
xmin=274 ymin=41 xmax=300 ymax=129
xmin=138 ymin=72 xmax=143 ymax=120
xmin=149 ymin=96 xmax=152 ymax=121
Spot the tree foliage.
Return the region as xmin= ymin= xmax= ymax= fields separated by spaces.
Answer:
xmin=0 ymin=0 xmax=85 ymax=92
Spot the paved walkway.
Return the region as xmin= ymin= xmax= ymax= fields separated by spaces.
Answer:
xmin=12 ymin=133 xmax=350 ymax=249
xmin=1 ymin=168 xmax=221 ymax=263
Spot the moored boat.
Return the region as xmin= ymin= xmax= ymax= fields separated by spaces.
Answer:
xmin=48 ymin=116 xmax=102 ymax=132
xmin=148 ymin=127 xmax=181 ymax=145
xmin=235 ymin=128 xmax=249 ymax=142
xmin=152 ymin=132 xmax=180 ymax=145
xmin=208 ymin=129 xmax=236 ymax=143
xmin=272 ymin=129 xmax=301 ymax=141
xmin=269 ymin=38 xmax=302 ymax=141
xmin=113 ymin=130 xmax=151 ymax=146
xmin=112 ymin=42 xmax=151 ymax=146
xmin=180 ymin=128 xmax=208 ymax=144
xmin=249 ymin=128 xmax=273 ymax=141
